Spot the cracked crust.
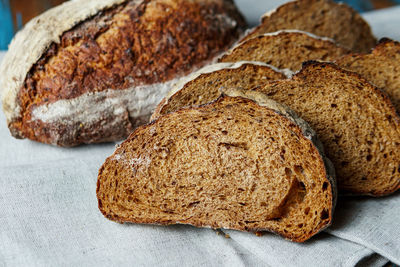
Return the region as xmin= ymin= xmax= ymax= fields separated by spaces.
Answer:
xmin=0 ymin=0 xmax=246 ymax=146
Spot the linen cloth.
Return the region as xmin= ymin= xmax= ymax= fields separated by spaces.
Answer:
xmin=0 ymin=4 xmax=400 ymax=266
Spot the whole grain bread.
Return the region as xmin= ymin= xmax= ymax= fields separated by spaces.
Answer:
xmin=97 ymin=88 xmax=336 ymax=242
xmin=219 ymin=30 xmax=349 ymax=71
xmin=151 ymin=61 xmax=290 ymax=121
xmin=0 ymin=0 xmax=246 ymax=147
xmin=243 ymin=0 xmax=376 ymax=53
xmin=253 ymin=62 xmax=400 ymax=196
xmin=336 ymin=38 xmax=400 ymax=113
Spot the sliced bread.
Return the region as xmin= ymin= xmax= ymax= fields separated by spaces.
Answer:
xmin=219 ymin=30 xmax=349 ymax=71
xmin=253 ymin=62 xmax=400 ymax=196
xmin=151 ymin=61 xmax=289 ymax=121
xmin=336 ymin=39 xmax=400 ymax=113
xmin=243 ymin=0 xmax=376 ymax=53
xmin=97 ymin=88 xmax=336 ymax=242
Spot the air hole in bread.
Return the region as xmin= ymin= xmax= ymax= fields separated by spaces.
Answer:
xmin=320 ymin=209 xmax=329 ymax=221
xmin=322 ymin=182 xmax=329 ymax=191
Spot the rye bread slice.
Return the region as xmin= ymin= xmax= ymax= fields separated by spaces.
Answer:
xmin=97 ymin=89 xmax=336 ymax=242
xmin=151 ymin=61 xmax=290 ymax=121
xmin=243 ymin=0 xmax=376 ymax=53
xmin=336 ymin=39 xmax=400 ymax=113
xmin=219 ymin=30 xmax=349 ymax=71
xmin=252 ymin=61 xmax=400 ymax=196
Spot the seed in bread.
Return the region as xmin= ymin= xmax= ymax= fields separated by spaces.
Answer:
xmin=151 ymin=61 xmax=289 ymax=121
xmin=219 ymin=30 xmax=349 ymax=71
xmin=243 ymin=0 xmax=376 ymax=53
xmin=0 ymin=0 xmax=246 ymax=146
xmin=97 ymin=88 xmax=336 ymax=242
xmin=336 ymin=38 xmax=400 ymax=113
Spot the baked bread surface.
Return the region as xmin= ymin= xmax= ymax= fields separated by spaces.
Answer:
xmin=0 ymin=0 xmax=246 ymax=146
xmin=243 ymin=0 xmax=376 ymax=53
xmin=254 ymin=61 xmax=400 ymax=196
xmin=97 ymin=89 xmax=336 ymax=242
xmin=151 ymin=61 xmax=289 ymax=120
xmin=336 ymin=39 xmax=400 ymax=113
xmin=219 ymin=30 xmax=349 ymax=71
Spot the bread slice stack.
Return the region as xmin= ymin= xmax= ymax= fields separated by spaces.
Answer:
xmin=336 ymin=39 xmax=400 ymax=112
xmin=219 ymin=30 xmax=349 ymax=71
xmin=151 ymin=61 xmax=290 ymax=121
xmin=152 ymin=61 xmax=400 ymax=196
xmin=243 ymin=0 xmax=376 ymax=53
xmin=97 ymin=88 xmax=336 ymax=242
xmin=97 ymin=0 xmax=399 ymax=241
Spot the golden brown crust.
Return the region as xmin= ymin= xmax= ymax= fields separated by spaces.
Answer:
xmin=243 ymin=0 xmax=376 ymax=53
xmin=7 ymin=0 xmax=246 ymax=146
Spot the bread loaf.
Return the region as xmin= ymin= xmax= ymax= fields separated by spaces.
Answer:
xmin=336 ymin=38 xmax=400 ymax=113
xmin=0 ymin=0 xmax=246 ymax=146
xmin=243 ymin=0 xmax=376 ymax=53
xmin=97 ymin=88 xmax=336 ymax=242
xmin=219 ymin=30 xmax=349 ymax=71
xmin=151 ymin=61 xmax=290 ymax=121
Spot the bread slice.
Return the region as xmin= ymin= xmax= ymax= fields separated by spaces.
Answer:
xmin=0 ymin=0 xmax=246 ymax=146
xmin=219 ymin=30 xmax=349 ymax=71
xmin=97 ymin=88 xmax=336 ymax=242
xmin=251 ymin=61 xmax=400 ymax=196
xmin=151 ymin=61 xmax=290 ymax=121
xmin=336 ymin=39 xmax=400 ymax=113
xmin=243 ymin=0 xmax=376 ymax=53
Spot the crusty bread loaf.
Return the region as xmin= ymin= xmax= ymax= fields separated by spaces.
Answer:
xmin=219 ymin=30 xmax=349 ymax=71
xmin=253 ymin=62 xmax=400 ymax=196
xmin=97 ymin=88 xmax=336 ymax=242
xmin=336 ymin=38 xmax=400 ymax=113
xmin=0 ymin=0 xmax=246 ymax=147
xmin=243 ymin=0 xmax=376 ymax=53
xmin=151 ymin=61 xmax=290 ymax=121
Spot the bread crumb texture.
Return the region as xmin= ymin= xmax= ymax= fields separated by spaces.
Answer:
xmin=220 ymin=31 xmax=349 ymax=71
xmin=97 ymin=95 xmax=334 ymax=242
xmin=244 ymin=0 xmax=376 ymax=52
xmin=255 ymin=61 xmax=400 ymax=196
xmin=336 ymin=39 xmax=400 ymax=113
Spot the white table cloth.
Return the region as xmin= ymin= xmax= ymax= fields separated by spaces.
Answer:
xmin=1 ymin=3 xmax=400 ymax=266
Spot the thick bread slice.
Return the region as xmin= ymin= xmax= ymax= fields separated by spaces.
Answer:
xmin=253 ymin=62 xmax=400 ymax=196
xmin=151 ymin=61 xmax=290 ymax=121
xmin=0 ymin=0 xmax=245 ymax=146
xmin=219 ymin=30 xmax=349 ymax=71
xmin=97 ymin=89 xmax=336 ymax=242
xmin=243 ymin=0 xmax=376 ymax=53
xmin=336 ymin=39 xmax=400 ymax=113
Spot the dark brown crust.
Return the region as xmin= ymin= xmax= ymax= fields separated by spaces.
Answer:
xmin=97 ymin=95 xmax=335 ymax=242
xmin=242 ymin=0 xmax=376 ymax=53
xmin=272 ymin=61 xmax=400 ymax=196
xmin=11 ymin=0 xmax=246 ymax=146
